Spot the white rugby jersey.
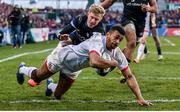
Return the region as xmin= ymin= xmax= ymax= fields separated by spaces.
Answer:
xmin=61 ymin=32 xmax=128 ymax=72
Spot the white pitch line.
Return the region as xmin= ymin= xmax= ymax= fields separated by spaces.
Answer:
xmin=144 ymin=77 xmax=180 ymax=80
xmin=80 ymin=77 xmax=180 ymax=80
xmin=161 ymin=52 xmax=180 ymax=55
xmin=162 ymin=38 xmax=176 ymax=46
xmin=151 ymin=51 xmax=180 ymax=55
xmin=1 ymin=99 xmax=180 ymax=104
xmin=0 ymin=48 xmax=53 ymax=63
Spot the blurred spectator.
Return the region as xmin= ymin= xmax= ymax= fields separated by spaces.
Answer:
xmin=0 ymin=2 xmax=179 ymax=47
xmin=157 ymin=9 xmax=179 ymax=28
xmin=0 ymin=17 xmax=9 ymax=46
xmin=47 ymin=18 xmax=57 ymax=40
xmin=0 ymin=29 xmax=3 ymax=46
xmin=168 ymin=0 xmax=180 ymax=3
xmin=21 ymin=10 xmax=30 ymax=44
xmin=8 ymin=4 xmax=22 ymax=48
xmin=158 ymin=17 xmax=167 ymax=28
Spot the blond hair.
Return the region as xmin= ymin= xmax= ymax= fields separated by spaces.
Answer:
xmin=88 ymin=4 xmax=105 ymax=16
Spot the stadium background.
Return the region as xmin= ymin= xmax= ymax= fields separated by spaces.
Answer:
xmin=0 ymin=0 xmax=179 ymax=45
xmin=0 ymin=0 xmax=180 ymax=111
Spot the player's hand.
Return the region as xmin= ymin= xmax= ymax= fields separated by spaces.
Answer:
xmin=140 ymin=37 xmax=146 ymax=44
xmin=111 ymin=58 xmax=118 ymax=67
xmin=141 ymin=4 xmax=150 ymax=12
xmin=58 ymin=34 xmax=70 ymax=41
xmin=137 ymin=99 xmax=153 ymax=106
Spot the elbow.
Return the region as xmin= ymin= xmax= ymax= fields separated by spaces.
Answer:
xmin=153 ymin=8 xmax=157 ymax=13
xmin=151 ymin=6 xmax=158 ymax=13
xmin=149 ymin=9 xmax=157 ymax=13
xmin=89 ymin=52 xmax=102 ymax=68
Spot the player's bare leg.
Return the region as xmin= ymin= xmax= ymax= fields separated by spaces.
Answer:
xmin=16 ymin=60 xmax=54 ymax=86
xmin=46 ymin=72 xmax=75 ymax=99
xmin=29 ymin=61 xmax=54 ymax=86
xmin=120 ymin=24 xmax=136 ymax=83
xmin=151 ymin=27 xmax=163 ymax=60
xmin=134 ymin=31 xmax=148 ymax=63
xmin=123 ymin=24 xmax=137 ymax=63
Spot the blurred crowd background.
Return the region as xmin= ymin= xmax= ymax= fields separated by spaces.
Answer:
xmin=0 ymin=0 xmax=179 ymax=47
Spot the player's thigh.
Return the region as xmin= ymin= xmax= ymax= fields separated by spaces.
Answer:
xmin=124 ymin=24 xmax=137 ymax=44
xmin=121 ymin=16 xmax=136 ymax=34
xmin=121 ymin=20 xmax=136 ymax=41
xmin=61 ymin=70 xmax=82 ymax=81
xmin=38 ymin=46 xmax=64 ymax=78
xmin=53 ymin=71 xmax=81 ymax=97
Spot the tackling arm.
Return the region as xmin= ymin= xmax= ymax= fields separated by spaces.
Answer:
xmin=121 ymin=67 xmax=152 ymax=106
xmin=57 ymin=24 xmax=75 ymax=40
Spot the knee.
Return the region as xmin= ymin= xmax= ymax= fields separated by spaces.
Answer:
xmin=140 ymin=40 xmax=146 ymax=44
xmin=54 ymin=93 xmax=62 ymax=100
xmin=128 ymin=40 xmax=136 ymax=49
xmin=31 ymin=69 xmax=41 ymax=83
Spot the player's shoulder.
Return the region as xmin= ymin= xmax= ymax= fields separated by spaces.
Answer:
xmin=93 ymin=22 xmax=105 ymax=32
xmin=90 ymin=32 xmax=103 ymax=40
xmin=74 ymin=13 xmax=87 ymax=23
xmin=113 ymin=47 xmax=124 ymax=55
xmin=86 ymin=33 xmax=104 ymax=47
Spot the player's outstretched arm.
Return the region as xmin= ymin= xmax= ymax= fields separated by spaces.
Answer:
xmin=57 ymin=24 xmax=75 ymax=40
xmin=121 ymin=67 xmax=153 ymax=106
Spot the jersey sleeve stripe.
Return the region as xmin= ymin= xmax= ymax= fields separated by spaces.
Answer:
xmin=89 ymin=50 xmax=101 ymax=57
xmin=121 ymin=66 xmax=129 ymax=72
xmin=44 ymin=60 xmax=54 ymax=74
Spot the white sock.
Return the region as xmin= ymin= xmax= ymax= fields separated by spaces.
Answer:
xmin=19 ymin=66 xmax=37 ymax=78
xmin=136 ymin=43 xmax=146 ymax=60
xmin=48 ymin=83 xmax=57 ymax=92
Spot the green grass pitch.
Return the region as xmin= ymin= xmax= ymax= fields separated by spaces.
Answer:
xmin=0 ymin=36 xmax=179 ymax=110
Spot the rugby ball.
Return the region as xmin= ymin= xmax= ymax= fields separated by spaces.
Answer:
xmin=96 ymin=52 xmax=112 ymax=76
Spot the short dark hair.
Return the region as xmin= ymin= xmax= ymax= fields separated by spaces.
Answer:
xmin=108 ymin=24 xmax=125 ymax=36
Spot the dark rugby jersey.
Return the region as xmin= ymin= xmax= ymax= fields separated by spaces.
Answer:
xmin=122 ymin=0 xmax=151 ymax=22
xmin=59 ymin=14 xmax=105 ymax=45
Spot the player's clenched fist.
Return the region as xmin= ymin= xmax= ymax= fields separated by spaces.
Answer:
xmin=58 ymin=34 xmax=70 ymax=41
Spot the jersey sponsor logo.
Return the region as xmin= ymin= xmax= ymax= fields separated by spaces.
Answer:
xmin=127 ymin=2 xmax=144 ymax=7
xmin=131 ymin=0 xmax=148 ymax=3
xmin=78 ymin=49 xmax=87 ymax=54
